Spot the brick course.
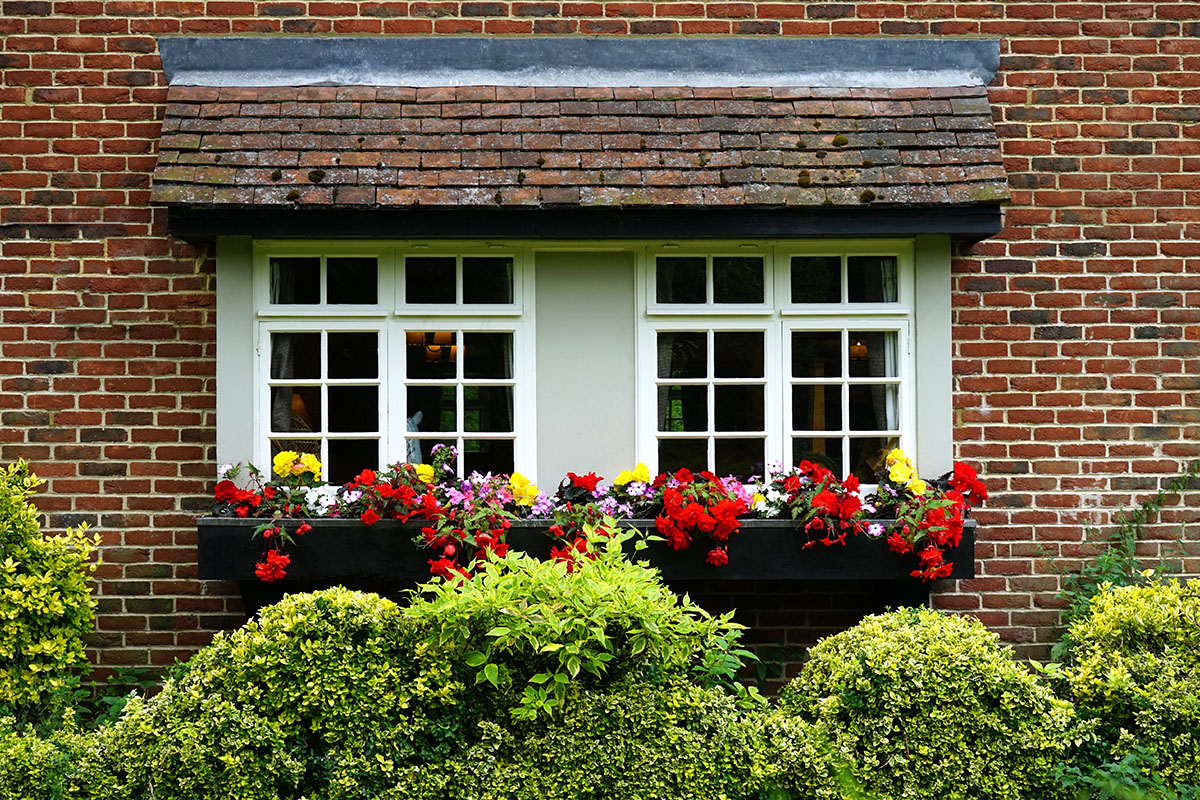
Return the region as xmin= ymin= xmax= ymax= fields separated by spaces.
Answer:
xmin=2 ymin=3 xmax=1199 ymax=676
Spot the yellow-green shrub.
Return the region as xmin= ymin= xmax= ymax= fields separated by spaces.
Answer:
xmin=1062 ymin=580 xmax=1200 ymax=786
xmin=775 ymin=607 xmax=1073 ymax=800
xmin=0 ymin=462 xmax=97 ymax=725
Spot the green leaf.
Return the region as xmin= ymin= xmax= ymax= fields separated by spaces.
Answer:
xmin=463 ymin=651 xmax=487 ymax=667
xmin=483 ymin=663 xmax=499 ymax=686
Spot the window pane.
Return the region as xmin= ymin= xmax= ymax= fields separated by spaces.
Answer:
xmin=407 ymin=386 xmax=457 ymax=432
xmin=326 ymin=257 xmax=378 ymax=305
xmin=270 ymin=438 xmax=319 ymax=460
xmin=791 ymin=256 xmax=841 ymax=303
xmin=714 ymin=385 xmax=764 ymax=432
xmin=464 ymin=386 xmax=513 ymax=433
xmin=849 ymin=385 xmax=898 ymax=433
xmin=847 ymin=256 xmax=898 ymax=303
xmin=327 ymin=439 xmax=379 ymax=485
xmin=328 ymin=332 xmax=378 ymax=379
xmin=659 ymin=438 xmax=707 ymax=473
xmin=269 ymin=257 xmax=320 ymax=304
xmin=792 ymin=332 xmax=842 ymax=378
xmin=405 ymin=257 xmax=456 ymax=304
xmin=792 ymin=385 xmax=842 ymax=432
xmin=270 ymin=386 xmax=321 ymax=433
xmin=713 ymin=331 xmax=764 ymax=378
xmin=464 ymin=439 xmax=514 ymax=475
xmin=848 ymin=331 xmax=898 ymax=378
xmin=656 ymin=331 xmax=706 ymax=379
xmin=328 ymin=386 xmax=379 ymax=433
xmin=715 ymin=438 xmax=763 ymax=478
xmin=792 ymin=437 xmax=842 ymax=476
xmin=406 ymin=330 xmax=457 ymax=380
xmin=462 ymin=257 xmax=514 ymax=304
xmin=657 ymin=385 xmax=707 ymax=432
xmin=463 ymin=332 xmax=512 ymax=379
xmin=848 ymin=436 xmax=898 ymax=483
xmin=270 ymin=332 xmax=320 ymax=380
xmin=656 ymin=257 xmax=706 ymax=304
xmin=713 ymin=256 xmax=764 ymax=304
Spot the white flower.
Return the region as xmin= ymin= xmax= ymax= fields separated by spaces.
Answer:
xmin=217 ymin=463 xmax=234 ymax=479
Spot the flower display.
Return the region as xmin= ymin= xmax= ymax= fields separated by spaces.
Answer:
xmin=213 ymin=449 xmax=985 ymax=584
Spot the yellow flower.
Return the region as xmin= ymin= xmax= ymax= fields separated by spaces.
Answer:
xmin=888 ymin=462 xmax=914 ymax=485
xmin=886 ymin=448 xmax=910 ymax=467
xmin=614 ymin=470 xmax=634 ymax=486
xmin=615 ymin=463 xmax=651 ymax=486
xmin=273 ymin=450 xmax=321 ymax=481
xmin=509 ymin=472 xmax=540 ymax=506
xmin=752 ymin=492 xmax=766 ymax=505
xmin=414 ymin=464 xmax=435 ymax=484
xmin=298 ymin=453 xmax=321 ymax=480
xmin=908 ymin=478 xmax=927 ymax=496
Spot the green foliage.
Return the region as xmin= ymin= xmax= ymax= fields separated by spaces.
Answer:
xmin=406 ymin=526 xmax=759 ymax=720
xmin=1057 ymin=748 xmax=1200 ymax=800
xmin=380 ymin=681 xmax=769 ymax=800
xmin=0 ymin=461 xmax=98 ymax=727
xmin=1059 ymin=580 xmax=1200 ymax=789
xmin=1054 ymin=457 xmax=1200 ymax=661
xmin=775 ymin=607 xmax=1073 ymax=800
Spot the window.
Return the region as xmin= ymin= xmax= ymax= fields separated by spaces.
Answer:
xmin=216 ymin=238 xmax=947 ymax=485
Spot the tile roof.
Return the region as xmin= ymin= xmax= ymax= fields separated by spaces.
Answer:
xmin=152 ymin=85 xmax=1009 ymax=210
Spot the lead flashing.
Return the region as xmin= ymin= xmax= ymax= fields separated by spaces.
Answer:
xmin=158 ymin=36 xmax=1000 ymax=89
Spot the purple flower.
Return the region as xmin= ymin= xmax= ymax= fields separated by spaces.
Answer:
xmin=867 ymin=523 xmax=885 ymax=538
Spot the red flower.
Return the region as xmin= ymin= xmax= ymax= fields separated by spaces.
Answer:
xmin=296 ymin=523 xmax=312 ymax=536
xmin=360 ymin=508 xmax=381 ymax=526
xmin=949 ymin=462 xmax=988 ymax=506
xmin=811 ymin=489 xmax=839 ymax=514
xmin=841 ymin=474 xmax=860 ymax=493
xmin=354 ymin=469 xmax=377 ymax=486
xmin=214 ymin=480 xmax=240 ymax=503
xmin=254 ymin=549 xmax=290 ymax=582
xmin=673 ymin=467 xmax=694 ymax=486
xmin=887 ymin=530 xmax=913 ymax=554
xmin=428 ymin=557 xmax=457 ymax=578
xmin=567 ymin=472 xmax=602 ymax=492
xmin=704 ymin=547 xmax=729 ymax=567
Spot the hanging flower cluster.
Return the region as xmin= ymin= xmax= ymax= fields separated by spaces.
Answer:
xmin=213 ymin=449 xmax=986 ymax=584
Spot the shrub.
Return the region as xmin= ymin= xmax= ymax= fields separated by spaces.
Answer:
xmin=0 ymin=461 xmax=98 ymax=726
xmin=1061 ymin=580 xmax=1200 ymax=788
xmin=774 ymin=607 xmax=1073 ymax=800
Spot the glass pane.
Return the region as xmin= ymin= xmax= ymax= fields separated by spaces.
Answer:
xmin=659 ymin=438 xmax=707 ymax=473
xmin=713 ymin=256 xmax=764 ymax=304
xmin=327 ymin=439 xmax=379 ymax=485
xmin=848 ymin=436 xmax=899 ymax=483
xmin=405 ymin=438 xmax=455 ymax=468
xmin=714 ymin=385 xmax=764 ymax=432
xmin=847 ymin=256 xmax=898 ymax=303
xmin=270 ymin=386 xmax=321 ymax=433
xmin=269 ymin=257 xmax=320 ymax=304
xmin=463 ymin=332 xmax=512 ymax=379
xmin=405 ymin=257 xmax=456 ymax=304
xmin=326 ymin=257 xmax=378 ymax=304
xmin=464 ymin=386 xmax=513 ymax=433
xmin=656 ymin=331 xmax=706 ymax=379
xmin=656 ymin=256 xmax=706 ymax=304
xmin=328 ymin=332 xmax=378 ymax=379
xmin=462 ymin=257 xmax=514 ymax=304
xmin=848 ymin=331 xmax=898 ymax=378
xmin=715 ymin=438 xmax=763 ymax=478
xmin=792 ymin=332 xmax=842 ymax=378
xmin=657 ymin=385 xmax=707 ymax=432
xmin=269 ymin=332 xmax=320 ymax=380
xmin=328 ymin=386 xmax=379 ymax=433
xmin=407 ymin=386 xmax=457 ymax=432
xmin=849 ymin=384 xmax=898 ymax=433
xmin=792 ymin=437 xmax=843 ymax=476
xmin=714 ymin=331 xmax=764 ymax=378
xmin=270 ymin=438 xmax=319 ymax=459
xmin=464 ymin=438 xmax=514 ymax=475
xmin=791 ymin=256 xmax=841 ymax=303
xmin=792 ymin=384 xmax=842 ymax=432
xmin=406 ymin=330 xmax=457 ymax=380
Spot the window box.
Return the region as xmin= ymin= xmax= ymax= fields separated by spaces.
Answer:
xmin=196 ymin=516 xmax=975 ymax=585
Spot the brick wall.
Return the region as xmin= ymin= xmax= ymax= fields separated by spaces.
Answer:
xmin=2 ymin=2 xmax=1198 ymax=676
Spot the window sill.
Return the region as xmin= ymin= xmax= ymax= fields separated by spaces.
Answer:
xmin=196 ymin=516 xmax=975 ymax=585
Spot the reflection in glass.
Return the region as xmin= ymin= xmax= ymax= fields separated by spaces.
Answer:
xmin=792 ymin=332 xmax=842 ymax=378
xmin=270 ymin=438 xmax=319 ymax=459
xmin=792 ymin=437 xmax=843 ymax=476
xmin=328 ymin=386 xmax=378 ymax=433
xmin=658 ymin=385 xmax=708 ymax=432
xmin=715 ymin=438 xmax=763 ymax=478
xmin=847 ymin=256 xmax=898 ymax=303
xmin=270 ymin=386 xmax=321 ymax=433
xmin=849 ymin=384 xmax=898 ymax=433
xmin=327 ymin=439 xmax=379 ymax=485
xmin=270 ymin=257 xmax=320 ymax=304
xmin=792 ymin=385 xmax=842 ymax=432
xmin=326 ymin=258 xmax=378 ymax=304
xmin=848 ymin=331 xmax=898 ymax=378
xmin=406 ymin=386 xmax=457 ymax=432
xmin=270 ymin=332 xmax=320 ymax=380
xmin=848 ymin=436 xmax=899 ymax=483
xmin=713 ymin=331 xmax=763 ymax=378
xmin=328 ymin=332 xmax=378 ymax=379
xmin=464 ymin=386 xmax=513 ymax=433
xmin=405 ymin=257 xmax=456 ymax=304
xmin=713 ymin=256 xmax=764 ymax=304
xmin=791 ymin=256 xmax=841 ymax=303
xmin=659 ymin=438 xmax=706 ymax=473
xmin=656 ymin=331 xmax=706 ymax=379
xmin=406 ymin=331 xmax=457 ymax=380
xmin=714 ymin=385 xmax=764 ymax=432
xmin=464 ymin=439 xmax=514 ymax=475
xmin=462 ymin=257 xmax=514 ymax=304
xmin=656 ymin=257 xmax=706 ymax=304
xmin=463 ymin=332 xmax=513 ymax=379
